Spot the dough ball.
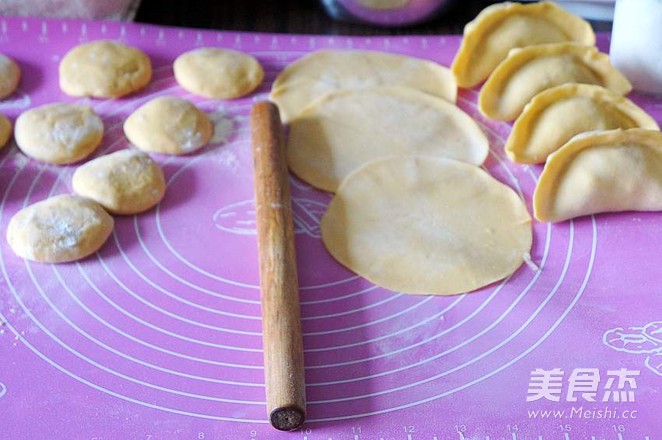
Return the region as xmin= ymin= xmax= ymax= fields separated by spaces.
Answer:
xmin=321 ymin=156 xmax=532 ymax=296
xmin=59 ymin=40 xmax=152 ymax=98
xmin=174 ymin=47 xmax=264 ymax=99
xmin=0 ymin=114 xmax=12 ymax=150
xmin=6 ymin=194 xmax=114 ymax=263
xmin=15 ymin=103 xmax=104 ymax=165
xmin=0 ymin=54 xmax=20 ymax=99
xmin=124 ymin=96 xmax=212 ymax=155
xmin=72 ymin=149 xmax=166 ymax=215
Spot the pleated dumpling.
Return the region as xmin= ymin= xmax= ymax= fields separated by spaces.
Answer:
xmin=270 ymin=50 xmax=457 ymax=122
xmin=534 ymin=129 xmax=662 ymax=222
xmin=479 ymin=43 xmax=632 ymax=121
xmin=287 ymin=86 xmax=488 ymax=192
xmin=452 ymin=1 xmax=595 ymax=88
xmin=506 ymin=84 xmax=659 ymax=164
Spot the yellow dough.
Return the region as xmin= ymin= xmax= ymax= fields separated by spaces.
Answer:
xmin=0 ymin=114 xmax=12 ymax=150
xmin=321 ymin=156 xmax=532 ymax=296
xmin=534 ymin=129 xmax=662 ymax=223
xmin=452 ymin=1 xmax=595 ymax=88
xmin=123 ymin=96 xmax=212 ymax=155
xmin=59 ymin=40 xmax=152 ymax=98
xmin=72 ymin=150 xmax=166 ymax=215
xmin=270 ymin=50 xmax=457 ymax=122
xmin=174 ymin=48 xmax=264 ymax=99
xmin=6 ymin=194 xmax=114 ymax=263
xmin=479 ymin=43 xmax=631 ymax=121
xmin=15 ymin=103 xmax=104 ymax=165
xmin=287 ymin=86 xmax=488 ymax=192
xmin=506 ymin=84 xmax=659 ymax=164
xmin=0 ymin=54 xmax=20 ymax=99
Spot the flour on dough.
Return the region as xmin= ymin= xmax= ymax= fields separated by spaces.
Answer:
xmin=124 ymin=96 xmax=212 ymax=155
xmin=72 ymin=149 xmax=166 ymax=215
xmin=6 ymin=194 xmax=114 ymax=263
xmin=14 ymin=103 xmax=104 ymax=164
xmin=59 ymin=40 xmax=152 ymax=98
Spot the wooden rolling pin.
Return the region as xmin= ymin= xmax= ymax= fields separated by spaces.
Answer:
xmin=250 ymin=101 xmax=306 ymax=431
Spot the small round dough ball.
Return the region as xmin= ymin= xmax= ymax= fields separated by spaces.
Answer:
xmin=15 ymin=103 xmax=104 ymax=164
xmin=0 ymin=114 xmax=12 ymax=150
xmin=124 ymin=96 xmax=212 ymax=155
xmin=174 ymin=48 xmax=264 ymax=99
xmin=72 ymin=149 xmax=166 ymax=215
xmin=6 ymin=194 xmax=114 ymax=263
xmin=59 ymin=40 xmax=152 ymax=98
xmin=0 ymin=54 xmax=20 ymax=99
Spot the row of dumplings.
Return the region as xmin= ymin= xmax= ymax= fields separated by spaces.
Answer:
xmin=452 ymin=1 xmax=662 ymax=223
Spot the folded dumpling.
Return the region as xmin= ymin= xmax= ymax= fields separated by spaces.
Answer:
xmin=506 ymin=84 xmax=659 ymax=164
xmin=452 ymin=1 xmax=595 ymax=88
xmin=270 ymin=50 xmax=457 ymax=122
xmin=287 ymin=86 xmax=488 ymax=192
xmin=479 ymin=43 xmax=632 ymax=121
xmin=534 ymin=129 xmax=662 ymax=222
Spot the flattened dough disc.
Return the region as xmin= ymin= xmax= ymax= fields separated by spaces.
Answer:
xmin=287 ymin=86 xmax=488 ymax=193
xmin=270 ymin=50 xmax=457 ymax=122
xmin=321 ymin=156 xmax=532 ymax=296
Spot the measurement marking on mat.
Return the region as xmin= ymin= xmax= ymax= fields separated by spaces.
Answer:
xmin=617 ymin=434 xmax=624 ymax=440
xmin=564 ymin=433 xmax=571 ymax=440
xmin=512 ymin=432 xmax=518 ymax=440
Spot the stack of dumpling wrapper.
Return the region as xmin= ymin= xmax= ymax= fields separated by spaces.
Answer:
xmin=269 ymin=26 xmax=531 ymax=297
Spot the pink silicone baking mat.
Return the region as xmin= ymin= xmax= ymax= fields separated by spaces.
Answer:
xmin=1 ymin=16 xmax=661 ymax=440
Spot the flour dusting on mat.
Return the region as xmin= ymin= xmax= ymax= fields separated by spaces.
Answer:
xmin=208 ymin=109 xmax=235 ymax=144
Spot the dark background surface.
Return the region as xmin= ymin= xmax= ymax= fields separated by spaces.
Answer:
xmin=134 ymin=0 xmax=498 ymax=35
